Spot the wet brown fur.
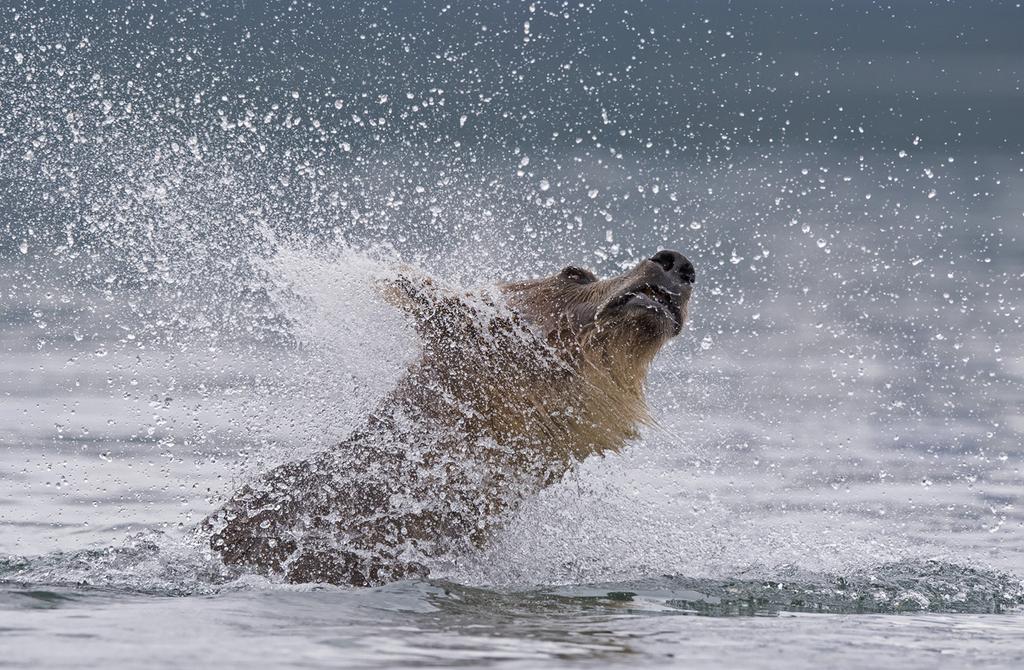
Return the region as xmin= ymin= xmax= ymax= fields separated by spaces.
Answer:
xmin=202 ymin=256 xmax=692 ymax=586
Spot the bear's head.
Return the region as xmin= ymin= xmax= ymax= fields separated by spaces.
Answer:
xmin=377 ymin=249 xmax=695 ymax=465
xmin=502 ymin=250 xmax=694 ymax=378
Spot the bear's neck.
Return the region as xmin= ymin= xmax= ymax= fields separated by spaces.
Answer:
xmin=374 ymin=340 xmax=652 ymax=477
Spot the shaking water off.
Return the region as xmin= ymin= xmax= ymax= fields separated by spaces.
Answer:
xmin=2 ymin=2 xmax=1023 ymax=668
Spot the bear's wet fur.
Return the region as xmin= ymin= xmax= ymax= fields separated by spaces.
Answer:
xmin=202 ymin=250 xmax=695 ymax=585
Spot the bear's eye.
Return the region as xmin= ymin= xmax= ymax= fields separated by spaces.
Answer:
xmin=559 ymin=266 xmax=597 ymax=285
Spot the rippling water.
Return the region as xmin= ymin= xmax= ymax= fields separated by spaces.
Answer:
xmin=3 ymin=560 xmax=1024 ymax=668
xmin=2 ymin=1 xmax=1023 ymax=668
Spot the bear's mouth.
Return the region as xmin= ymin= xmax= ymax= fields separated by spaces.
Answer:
xmin=605 ymin=281 xmax=683 ymax=328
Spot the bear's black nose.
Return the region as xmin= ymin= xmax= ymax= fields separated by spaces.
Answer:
xmin=650 ymin=250 xmax=695 ymax=284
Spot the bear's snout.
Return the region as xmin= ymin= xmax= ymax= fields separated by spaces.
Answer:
xmin=649 ymin=249 xmax=695 ymax=285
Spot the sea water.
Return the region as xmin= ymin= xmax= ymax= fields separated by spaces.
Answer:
xmin=2 ymin=2 xmax=1023 ymax=668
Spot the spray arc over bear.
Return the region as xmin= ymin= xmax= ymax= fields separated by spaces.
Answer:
xmin=202 ymin=250 xmax=696 ymax=586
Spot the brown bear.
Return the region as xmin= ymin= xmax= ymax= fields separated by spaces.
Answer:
xmin=202 ymin=249 xmax=695 ymax=586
